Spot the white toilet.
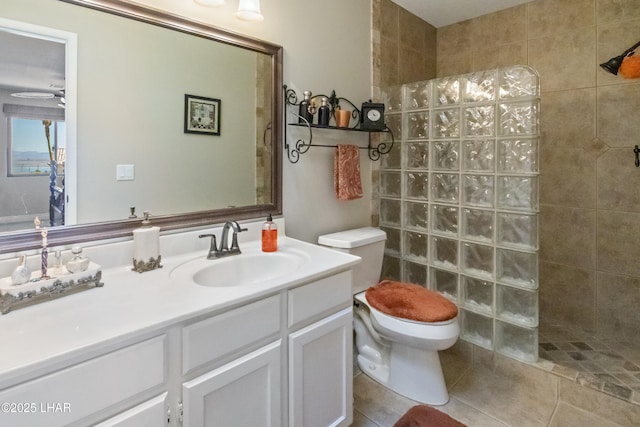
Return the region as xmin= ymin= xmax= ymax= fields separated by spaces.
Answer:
xmin=318 ymin=227 xmax=459 ymax=405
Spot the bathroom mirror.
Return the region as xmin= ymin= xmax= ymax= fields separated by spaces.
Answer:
xmin=0 ymin=0 xmax=282 ymax=254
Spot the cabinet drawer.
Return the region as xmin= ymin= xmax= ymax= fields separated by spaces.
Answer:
xmin=0 ymin=335 xmax=166 ymax=427
xmin=288 ymin=271 xmax=352 ymax=329
xmin=94 ymin=392 xmax=167 ymax=427
xmin=183 ymin=294 xmax=281 ymax=374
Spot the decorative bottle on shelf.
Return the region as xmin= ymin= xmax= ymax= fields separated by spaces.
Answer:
xmin=66 ymin=246 xmax=90 ymax=273
xmin=317 ymin=97 xmax=330 ymax=127
xmin=298 ymin=90 xmax=313 ymax=124
xmin=11 ymin=254 xmax=31 ymax=285
xmin=261 ymin=214 xmax=278 ymax=252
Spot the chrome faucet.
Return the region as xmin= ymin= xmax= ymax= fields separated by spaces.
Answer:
xmin=220 ymin=221 xmax=247 ymax=252
xmin=199 ymin=220 xmax=247 ymax=259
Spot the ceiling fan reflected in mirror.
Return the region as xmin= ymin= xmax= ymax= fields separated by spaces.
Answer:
xmin=11 ymin=89 xmax=66 ymax=108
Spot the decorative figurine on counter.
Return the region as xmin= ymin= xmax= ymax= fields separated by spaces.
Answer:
xmin=66 ymin=246 xmax=90 ymax=273
xmin=34 ymin=217 xmax=50 ymax=279
xmin=52 ymin=250 xmax=63 ymax=276
xmin=0 ymin=216 xmax=104 ymax=315
xmin=11 ymin=254 xmax=31 ymax=285
xmin=40 ymin=228 xmax=49 ymax=279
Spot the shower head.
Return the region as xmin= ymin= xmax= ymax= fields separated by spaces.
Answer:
xmin=600 ymin=55 xmax=626 ymax=75
xmin=600 ymin=39 xmax=640 ymax=75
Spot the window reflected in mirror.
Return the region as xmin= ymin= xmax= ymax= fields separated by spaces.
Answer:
xmin=2 ymin=104 xmax=66 ymax=231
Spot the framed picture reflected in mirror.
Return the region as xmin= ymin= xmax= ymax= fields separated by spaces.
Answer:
xmin=184 ymin=94 xmax=221 ymax=135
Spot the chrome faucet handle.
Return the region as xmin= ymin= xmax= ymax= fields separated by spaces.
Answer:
xmin=229 ymin=225 xmax=248 ymax=251
xmin=198 ymin=234 xmax=219 ymax=259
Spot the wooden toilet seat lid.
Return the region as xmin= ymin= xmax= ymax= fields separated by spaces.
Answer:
xmin=365 ymin=280 xmax=458 ymax=323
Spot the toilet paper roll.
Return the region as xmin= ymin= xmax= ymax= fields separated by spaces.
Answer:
xmin=133 ymin=226 xmax=160 ymax=262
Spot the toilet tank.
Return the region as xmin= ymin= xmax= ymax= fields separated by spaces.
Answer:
xmin=318 ymin=227 xmax=386 ymax=294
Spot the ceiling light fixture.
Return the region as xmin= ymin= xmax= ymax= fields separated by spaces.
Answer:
xmin=11 ymin=90 xmax=66 ymax=108
xmin=194 ymin=0 xmax=225 ymax=6
xmin=193 ymin=0 xmax=263 ymax=22
xmin=236 ymin=0 xmax=264 ymax=22
xmin=10 ymin=92 xmax=55 ymax=99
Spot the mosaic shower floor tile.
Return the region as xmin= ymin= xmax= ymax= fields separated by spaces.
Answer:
xmin=539 ymin=321 xmax=640 ymax=402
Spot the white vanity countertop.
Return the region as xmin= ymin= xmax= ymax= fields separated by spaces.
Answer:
xmin=0 ymin=234 xmax=360 ymax=388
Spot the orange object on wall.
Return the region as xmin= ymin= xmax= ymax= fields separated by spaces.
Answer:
xmin=619 ymin=54 xmax=640 ymax=79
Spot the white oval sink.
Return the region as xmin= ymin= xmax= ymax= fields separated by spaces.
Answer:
xmin=171 ymin=248 xmax=309 ymax=288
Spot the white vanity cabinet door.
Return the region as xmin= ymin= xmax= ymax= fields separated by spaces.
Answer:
xmin=182 ymin=340 xmax=282 ymax=427
xmin=289 ymin=307 xmax=353 ymax=427
xmin=93 ymin=393 xmax=167 ymax=427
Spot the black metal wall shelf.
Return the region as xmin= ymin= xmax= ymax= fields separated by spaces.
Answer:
xmin=284 ymin=85 xmax=394 ymax=164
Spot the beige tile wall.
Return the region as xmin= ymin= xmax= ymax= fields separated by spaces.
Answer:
xmin=371 ymin=0 xmax=437 ymax=226
xmin=255 ymin=54 xmax=272 ymax=205
xmin=372 ymin=0 xmax=437 ymax=90
xmin=372 ymin=0 xmax=640 ymax=341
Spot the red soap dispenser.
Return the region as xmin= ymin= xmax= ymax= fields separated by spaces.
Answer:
xmin=262 ymin=214 xmax=278 ymax=252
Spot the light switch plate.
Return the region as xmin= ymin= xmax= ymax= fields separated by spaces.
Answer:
xmin=116 ymin=164 xmax=135 ymax=181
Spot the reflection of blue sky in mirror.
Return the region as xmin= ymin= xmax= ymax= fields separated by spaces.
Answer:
xmin=58 ymin=123 xmax=66 ymax=150
xmin=13 ymin=119 xmax=65 ymax=152
xmin=12 ymin=119 xmax=66 ymax=174
xmin=14 ymin=119 xmax=49 ymax=153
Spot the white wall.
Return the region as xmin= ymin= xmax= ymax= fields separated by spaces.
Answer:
xmin=72 ymin=17 xmax=258 ymax=222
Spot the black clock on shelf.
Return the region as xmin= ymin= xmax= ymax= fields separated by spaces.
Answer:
xmin=360 ymin=101 xmax=386 ymax=131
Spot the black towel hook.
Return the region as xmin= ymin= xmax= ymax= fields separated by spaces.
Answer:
xmin=634 ymin=145 xmax=640 ymax=167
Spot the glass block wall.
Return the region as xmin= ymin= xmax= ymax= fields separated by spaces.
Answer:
xmin=379 ymin=66 xmax=540 ymax=363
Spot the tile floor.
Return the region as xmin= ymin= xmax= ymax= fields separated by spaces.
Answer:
xmin=352 ymin=341 xmax=640 ymax=427
xmin=539 ymin=321 xmax=640 ymax=402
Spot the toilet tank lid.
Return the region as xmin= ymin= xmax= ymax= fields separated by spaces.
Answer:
xmin=318 ymin=227 xmax=386 ymax=248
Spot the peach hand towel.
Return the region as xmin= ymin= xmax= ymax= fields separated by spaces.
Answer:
xmin=334 ymin=144 xmax=363 ymax=200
